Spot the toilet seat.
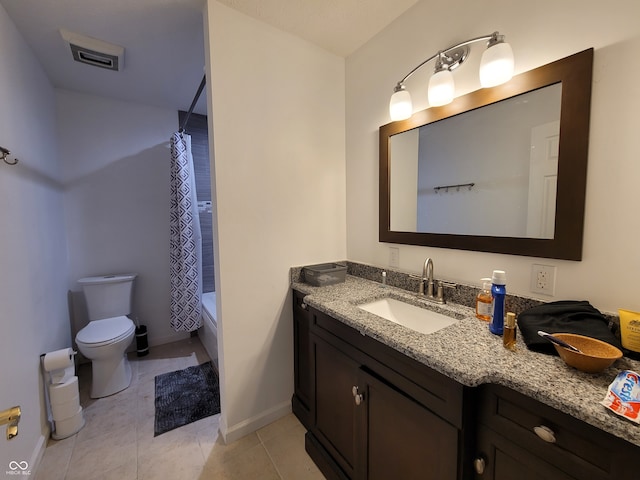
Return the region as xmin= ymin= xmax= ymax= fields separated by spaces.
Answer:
xmin=76 ymin=316 xmax=135 ymax=348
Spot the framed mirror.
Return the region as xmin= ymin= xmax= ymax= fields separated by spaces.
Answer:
xmin=379 ymin=49 xmax=593 ymax=260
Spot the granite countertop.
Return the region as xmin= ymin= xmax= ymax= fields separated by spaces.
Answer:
xmin=292 ymin=275 xmax=640 ymax=448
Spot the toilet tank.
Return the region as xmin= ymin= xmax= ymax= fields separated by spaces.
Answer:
xmin=78 ymin=274 xmax=137 ymax=321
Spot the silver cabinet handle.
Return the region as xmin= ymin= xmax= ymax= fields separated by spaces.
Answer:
xmin=301 ymin=302 xmax=307 ymax=310
xmin=474 ymin=457 xmax=486 ymax=475
xmin=533 ymin=425 xmax=556 ymax=443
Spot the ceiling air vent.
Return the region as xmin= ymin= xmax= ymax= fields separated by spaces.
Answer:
xmin=60 ymin=28 xmax=124 ymax=71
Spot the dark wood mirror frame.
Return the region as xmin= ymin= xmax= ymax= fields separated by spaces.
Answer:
xmin=379 ymin=48 xmax=593 ymax=261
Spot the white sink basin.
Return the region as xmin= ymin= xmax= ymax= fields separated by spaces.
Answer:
xmin=358 ymin=297 xmax=458 ymax=335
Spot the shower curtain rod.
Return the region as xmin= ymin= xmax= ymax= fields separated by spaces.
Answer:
xmin=179 ymin=74 xmax=206 ymax=134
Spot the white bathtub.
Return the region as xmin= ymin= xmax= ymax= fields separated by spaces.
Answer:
xmin=200 ymin=291 xmax=219 ymax=370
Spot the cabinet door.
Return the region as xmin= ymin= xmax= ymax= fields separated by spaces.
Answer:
xmin=475 ymin=426 xmax=575 ymax=480
xmin=356 ymin=368 xmax=458 ymax=480
xmin=313 ymin=332 xmax=360 ymax=478
xmin=292 ymin=292 xmax=313 ymax=429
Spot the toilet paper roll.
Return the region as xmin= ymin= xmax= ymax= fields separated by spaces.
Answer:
xmin=51 ymin=393 xmax=80 ymax=421
xmin=53 ymin=407 xmax=84 ymax=439
xmin=49 ymin=376 xmax=79 ymax=405
xmin=50 ymin=365 xmax=75 ymax=385
xmin=44 ymin=348 xmax=75 ymax=372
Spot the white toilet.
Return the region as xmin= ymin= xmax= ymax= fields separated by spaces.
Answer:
xmin=76 ymin=274 xmax=137 ymax=398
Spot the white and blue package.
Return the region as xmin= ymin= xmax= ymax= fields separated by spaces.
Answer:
xmin=601 ymin=370 xmax=640 ymax=423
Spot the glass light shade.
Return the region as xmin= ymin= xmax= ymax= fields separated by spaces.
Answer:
xmin=389 ymin=89 xmax=413 ymax=121
xmin=479 ymin=41 xmax=515 ymax=88
xmin=428 ymin=69 xmax=454 ymax=107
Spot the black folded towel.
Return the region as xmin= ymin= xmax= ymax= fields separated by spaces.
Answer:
xmin=517 ymin=300 xmax=622 ymax=354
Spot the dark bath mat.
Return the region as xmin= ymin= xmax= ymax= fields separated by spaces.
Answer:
xmin=154 ymin=361 xmax=220 ymax=436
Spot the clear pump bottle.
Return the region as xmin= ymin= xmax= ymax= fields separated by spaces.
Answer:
xmin=475 ymin=278 xmax=492 ymax=321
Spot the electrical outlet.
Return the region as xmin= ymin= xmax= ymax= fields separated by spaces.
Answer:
xmin=531 ymin=264 xmax=556 ymax=295
xmin=389 ymin=247 xmax=400 ymax=268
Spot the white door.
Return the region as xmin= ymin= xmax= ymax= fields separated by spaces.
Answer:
xmin=526 ymin=121 xmax=560 ymax=238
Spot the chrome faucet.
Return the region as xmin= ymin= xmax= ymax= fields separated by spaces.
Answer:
xmin=422 ymin=257 xmax=434 ymax=296
xmin=419 ymin=257 xmax=445 ymax=304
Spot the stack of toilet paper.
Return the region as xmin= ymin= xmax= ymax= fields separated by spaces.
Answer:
xmin=43 ymin=348 xmax=85 ymax=439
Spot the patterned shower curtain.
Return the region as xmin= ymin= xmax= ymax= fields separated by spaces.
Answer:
xmin=169 ymin=132 xmax=202 ymax=332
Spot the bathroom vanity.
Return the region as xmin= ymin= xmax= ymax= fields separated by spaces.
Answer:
xmin=292 ymin=276 xmax=640 ymax=480
xmin=294 ymin=290 xmax=469 ymax=479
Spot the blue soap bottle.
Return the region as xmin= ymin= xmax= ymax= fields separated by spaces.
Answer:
xmin=489 ymin=270 xmax=507 ymax=336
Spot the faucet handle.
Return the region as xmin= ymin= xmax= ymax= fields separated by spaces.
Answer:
xmin=408 ymin=274 xmax=425 ymax=295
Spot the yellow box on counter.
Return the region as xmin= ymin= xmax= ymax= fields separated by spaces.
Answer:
xmin=619 ymin=309 xmax=640 ymax=354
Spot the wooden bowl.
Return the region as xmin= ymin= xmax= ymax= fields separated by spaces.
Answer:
xmin=552 ymin=333 xmax=623 ymax=373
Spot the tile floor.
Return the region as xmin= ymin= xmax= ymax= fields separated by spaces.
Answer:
xmin=35 ymin=337 xmax=325 ymax=480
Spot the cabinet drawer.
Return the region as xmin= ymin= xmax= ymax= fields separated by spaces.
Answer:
xmin=311 ymin=306 xmax=464 ymax=428
xmin=479 ymin=385 xmax=635 ymax=480
xmin=477 ymin=425 xmax=575 ymax=480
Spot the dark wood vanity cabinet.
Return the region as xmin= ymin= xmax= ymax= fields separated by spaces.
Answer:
xmin=292 ymin=290 xmax=313 ymax=429
xmin=311 ymin=335 xmax=460 ymax=480
xmin=292 ymin=292 xmax=640 ymax=480
xmin=293 ymin=297 xmax=468 ymax=480
xmin=475 ymin=385 xmax=638 ymax=480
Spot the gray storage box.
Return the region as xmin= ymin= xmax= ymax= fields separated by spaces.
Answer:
xmin=303 ymin=263 xmax=347 ymax=287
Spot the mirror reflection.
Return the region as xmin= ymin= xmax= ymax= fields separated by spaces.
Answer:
xmin=390 ymin=84 xmax=562 ymax=238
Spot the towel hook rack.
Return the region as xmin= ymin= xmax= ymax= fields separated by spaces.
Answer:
xmin=434 ymin=182 xmax=474 ymax=194
xmin=1 ymin=146 xmax=18 ymax=166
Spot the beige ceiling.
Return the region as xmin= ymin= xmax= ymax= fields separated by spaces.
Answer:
xmin=0 ymin=0 xmax=418 ymax=114
xmin=216 ymin=0 xmax=419 ymax=57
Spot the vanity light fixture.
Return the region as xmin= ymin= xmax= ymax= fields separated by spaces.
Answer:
xmin=389 ymin=32 xmax=514 ymax=120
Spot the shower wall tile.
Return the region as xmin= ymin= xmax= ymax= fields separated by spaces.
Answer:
xmin=179 ymin=111 xmax=215 ymax=293
xmin=200 ymin=211 xmax=215 ymax=293
xmin=179 ymin=111 xmax=211 ymax=202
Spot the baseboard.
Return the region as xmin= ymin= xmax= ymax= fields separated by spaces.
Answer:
xmin=219 ymin=400 xmax=292 ymax=444
xmin=30 ymin=430 xmax=49 ymax=475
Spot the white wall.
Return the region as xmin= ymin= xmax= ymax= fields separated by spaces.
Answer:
xmin=58 ymin=90 xmax=189 ymax=347
xmin=0 ymin=3 xmax=70 ymax=471
xmin=346 ymin=0 xmax=640 ymax=313
xmin=205 ymin=1 xmax=346 ymax=441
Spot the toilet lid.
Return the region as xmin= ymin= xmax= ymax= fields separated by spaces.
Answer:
xmin=76 ymin=316 xmax=134 ymax=346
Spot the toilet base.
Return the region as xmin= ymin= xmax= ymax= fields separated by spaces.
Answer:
xmin=90 ymin=354 xmax=132 ymax=398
